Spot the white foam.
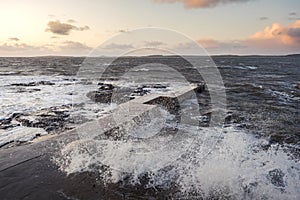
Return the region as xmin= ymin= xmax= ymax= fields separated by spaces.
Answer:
xmin=54 ymin=122 xmax=300 ymax=199
xmin=221 ymin=65 xmax=257 ymax=70
xmin=0 ymin=126 xmax=47 ymax=147
xmin=267 ymin=89 xmax=300 ymax=102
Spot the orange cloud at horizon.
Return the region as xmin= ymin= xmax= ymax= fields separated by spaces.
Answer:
xmin=197 ymin=39 xmax=221 ymax=48
xmin=153 ymin=0 xmax=252 ymax=8
xmin=248 ymin=20 xmax=300 ymax=47
xmin=195 ymin=20 xmax=300 ymax=54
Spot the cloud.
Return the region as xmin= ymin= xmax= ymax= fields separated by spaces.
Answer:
xmin=0 ymin=41 xmax=92 ymax=56
xmin=46 ymin=20 xmax=90 ymax=35
xmin=8 ymin=37 xmax=20 ymax=41
xmin=60 ymin=41 xmax=92 ymax=51
xmin=46 ymin=20 xmax=75 ymax=35
xmin=103 ymin=43 xmax=134 ymax=50
xmin=172 ymin=39 xmax=245 ymax=55
xmin=152 ymin=0 xmax=253 ymax=8
xmin=259 ymin=17 xmax=268 ymax=21
xmin=194 ymin=20 xmax=300 ymax=54
xmin=144 ymin=41 xmax=165 ymax=47
xmin=288 ymin=12 xmax=297 ymax=20
xmin=288 ymin=12 xmax=300 ymax=21
xmin=0 ymin=43 xmax=47 ymax=53
xmin=67 ymin=19 xmax=77 ymax=23
xmin=77 ymin=25 xmax=90 ymax=31
xmin=248 ymin=20 xmax=300 ymax=46
xmin=55 ymin=41 xmax=92 ymax=55
xmin=197 ymin=39 xmax=244 ymax=49
xmin=198 ymin=39 xmax=221 ymax=48
xmin=287 ymin=27 xmax=300 ymax=38
xmin=118 ymin=29 xmax=128 ymax=33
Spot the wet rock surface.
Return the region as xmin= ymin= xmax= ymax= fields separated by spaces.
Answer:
xmin=131 ymin=87 xmax=150 ymax=97
xmin=0 ymin=104 xmax=91 ymax=148
xmin=15 ymin=106 xmax=74 ymax=133
xmin=10 ymin=80 xmax=55 ymax=87
xmin=86 ymin=83 xmax=116 ymax=103
xmin=86 ymin=83 xmax=169 ymax=103
xmin=267 ymin=169 xmax=285 ymax=187
xmin=296 ymin=82 xmax=300 ymax=89
xmin=0 ymin=149 xmax=179 ymax=200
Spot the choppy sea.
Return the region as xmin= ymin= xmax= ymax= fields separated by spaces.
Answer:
xmin=0 ymin=55 xmax=299 ymax=199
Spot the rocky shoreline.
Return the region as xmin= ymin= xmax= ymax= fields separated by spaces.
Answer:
xmin=1 ymin=81 xmax=205 ymax=149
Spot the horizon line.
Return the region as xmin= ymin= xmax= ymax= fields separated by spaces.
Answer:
xmin=0 ymin=54 xmax=299 ymax=58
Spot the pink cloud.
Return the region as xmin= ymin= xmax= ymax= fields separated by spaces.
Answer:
xmin=247 ymin=20 xmax=300 ymax=47
xmin=192 ymin=20 xmax=300 ymax=54
xmin=152 ymin=0 xmax=252 ymax=8
xmin=197 ymin=39 xmax=221 ymax=48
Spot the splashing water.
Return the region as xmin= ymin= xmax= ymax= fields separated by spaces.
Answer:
xmin=53 ymin=109 xmax=300 ymax=199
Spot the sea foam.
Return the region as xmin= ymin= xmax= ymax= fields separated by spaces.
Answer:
xmin=54 ymin=118 xmax=300 ymax=199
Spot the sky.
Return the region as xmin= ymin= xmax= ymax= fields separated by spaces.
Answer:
xmin=0 ymin=0 xmax=299 ymax=56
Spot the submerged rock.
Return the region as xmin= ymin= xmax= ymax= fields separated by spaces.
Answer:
xmin=296 ymin=82 xmax=300 ymax=90
xmin=87 ymin=83 xmax=115 ymax=103
xmin=131 ymin=87 xmax=150 ymax=97
xmin=87 ymin=90 xmax=113 ymax=103
xmin=141 ymin=84 xmax=167 ymax=89
xmin=14 ymin=106 xmax=74 ymax=133
xmin=0 ymin=113 xmax=22 ymax=128
xmin=267 ymin=169 xmax=285 ymax=187
xmin=11 ymin=81 xmax=55 ymax=87
xmin=98 ymin=82 xmax=114 ymax=90
xmin=15 ymin=88 xmax=41 ymax=93
xmin=194 ymin=83 xmax=205 ymax=93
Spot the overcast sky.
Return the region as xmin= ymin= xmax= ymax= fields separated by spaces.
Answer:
xmin=0 ymin=0 xmax=299 ymax=56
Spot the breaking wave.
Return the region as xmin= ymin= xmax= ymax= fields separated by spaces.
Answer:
xmin=54 ymin=115 xmax=300 ymax=199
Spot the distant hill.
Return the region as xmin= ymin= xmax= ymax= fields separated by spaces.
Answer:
xmin=285 ymin=54 xmax=300 ymax=57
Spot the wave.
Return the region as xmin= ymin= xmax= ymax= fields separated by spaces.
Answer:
xmin=54 ymin=119 xmax=300 ymax=199
xmin=221 ymin=65 xmax=257 ymax=70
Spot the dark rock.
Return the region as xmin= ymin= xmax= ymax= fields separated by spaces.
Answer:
xmin=87 ymin=90 xmax=113 ymax=103
xmin=296 ymin=82 xmax=300 ymax=90
xmin=11 ymin=81 xmax=55 ymax=87
xmin=267 ymin=169 xmax=285 ymax=187
xmin=10 ymin=112 xmax=23 ymax=119
xmin=194 ymin=83 xmax=205 ymax=93
xmin=98 ymin=83 xmax=114 ymax=90
xmin=11 ymin=82 xmax=37 ymax=87
xmin=129 ymin=84 xmax=167 ymax=98
xmin=0 ymin=113 xmax=22 ymax=127
xmin=87 ymin=83 xmax=116 ymax=103
xmin=38 ymin=81 xmax=55 ymax=86
xmin=0 ymin=124 xmax=19 ymax=130
xmin=0 ymin=117 xmax=12 ymax=125
xmin=12 ymin=105 xmax=84 ymax=134
xmin=66 ymin=92 xmax=76 ymax=95
xmin=131 ymin=87 xmax=150 ymax=96
xmin=15 ymin=88 xmax=41 ymax=93
xmin=141 ymin=84 xmax=167 ymax=89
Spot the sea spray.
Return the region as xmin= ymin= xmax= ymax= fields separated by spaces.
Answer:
xmin=53 ymin=121 xmax=300 ymax=199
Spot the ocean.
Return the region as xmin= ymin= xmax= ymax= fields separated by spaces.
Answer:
xmin=0 ymin=55 xmax=299 ymax=199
